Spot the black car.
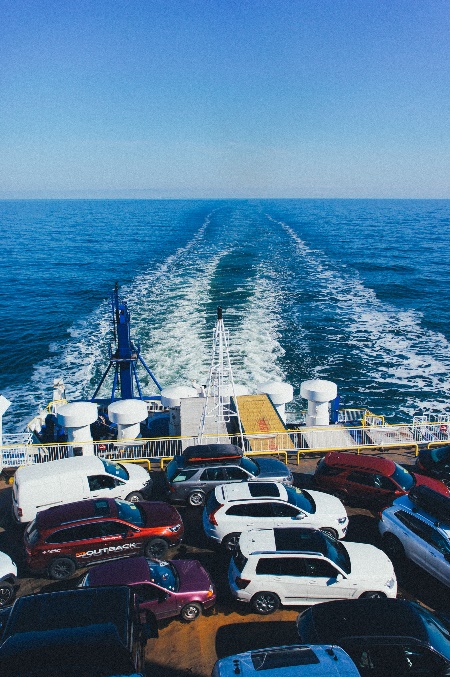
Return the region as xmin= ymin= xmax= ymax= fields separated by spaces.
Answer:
xmin=417 ymin=445 xmax=450 ymax=486
xmin=297 ymin=598 xmax=450 ymax=676
xmin=0 ymin=586 xmax=158 ymax=676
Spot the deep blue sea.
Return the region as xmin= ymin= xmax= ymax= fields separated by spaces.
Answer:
xmin=1 ymin=199 xmax=450 ymax=433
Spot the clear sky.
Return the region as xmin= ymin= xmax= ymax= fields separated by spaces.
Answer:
xmin=0 ymin=0 xmax=449 ymax=198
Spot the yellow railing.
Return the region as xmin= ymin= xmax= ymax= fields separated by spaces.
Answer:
xmin=2 ymin=419 xmax=449 ymax=471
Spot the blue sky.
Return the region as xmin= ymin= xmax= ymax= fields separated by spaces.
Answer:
xmin=1 ymin=0 xmax=449 ymax=198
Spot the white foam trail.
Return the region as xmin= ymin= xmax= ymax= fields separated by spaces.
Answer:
xmin=271 ymin=215 xmax=450 ymax=413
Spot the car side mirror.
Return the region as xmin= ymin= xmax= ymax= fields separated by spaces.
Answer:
xmin=295 ymin=512 xmax=306 ymax=520
xmin=335 ymin=573 xmax=344 ymax=582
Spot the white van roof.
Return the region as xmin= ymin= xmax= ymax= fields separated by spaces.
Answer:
xmin=16 ymin=456 xmax=104 ymax=482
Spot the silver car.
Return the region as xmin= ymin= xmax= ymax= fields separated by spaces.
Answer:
xmin=165 ymin=454 xmax=293 ymax=507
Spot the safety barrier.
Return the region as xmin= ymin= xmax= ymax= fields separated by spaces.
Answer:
xmin=3 ymin=419 xmax=450 ymax=471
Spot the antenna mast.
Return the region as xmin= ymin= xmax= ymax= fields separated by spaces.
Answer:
xmin=198 ymin=307 xmax=244 ymax=446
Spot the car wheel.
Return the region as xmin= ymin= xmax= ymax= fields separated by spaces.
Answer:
xmin=188 ymin=491 xmax=206 ymax=507
xmin=144 ymin=538 xmax=169 ymax=560
xmin=320 ymin=527 xmax=338 ymax=540
xmin=180 ymin=602 xmax=202 ymax=622
xmin=49 ymin=557 xmax=76 ymax=580
xmin=222 ymin=533 xmax=241 ymax=553
xmin=360 ymin=591 xmax=386 ymax=599
xmin=0 ymin=582 xmax=15 ymax=607
xmin=125 ymin=491 xmax=143 ymax=502
xmin=251 ymin=591 xmax=280 ymax=615
xmin=382 ymin=533 xmax=405 ymax=561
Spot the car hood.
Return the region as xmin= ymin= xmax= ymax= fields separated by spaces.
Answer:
xmin=122 ymin=462 xmax=152 ymax=486
xmin=413 ymin=472 xmax=450 ymax=495
xmin=344 ymin=542 xmax=396 ymax=582
xmin=172 ymin=559 xmax=214 ymax=593
xmin=140 ymin=501 xmax=183 ymax=527
xmin=254 ymin=457 xmax=292 ymax=480
xmin=307 ymin=490 xmax=347 ymax=520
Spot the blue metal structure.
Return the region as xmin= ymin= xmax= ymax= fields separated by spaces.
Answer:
xmin=91 ymin=283 xmax=162 ymax=402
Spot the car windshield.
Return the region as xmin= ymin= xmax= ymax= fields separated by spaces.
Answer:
xmin=322 ymin=533 xmax=351 ymax=574
xmin=417 ymin=605 xmax=450 ymax=661
xmin=114 ymin=500 xmax=145 ymax=527
xmin=240 ymin=457 xmax=259 ymax=476
xmin=391 ymin=463 xmax=414 ymax=491
xmin=285 ymin=486 xmax=315 ymax=514
xmin=100 ymin=459 xmax=129 ymax=481
xmin=431 ymin=447 xmax=450 ymax=464
xmin=147 ymin=560 xmax=178 ymax=591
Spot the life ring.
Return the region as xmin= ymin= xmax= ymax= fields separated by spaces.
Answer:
xmin=440 ymin=424 xmax=448 ymax=433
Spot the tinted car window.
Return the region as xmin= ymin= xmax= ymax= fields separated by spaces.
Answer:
xmin=391 ymin=463 xmax=414 ymax=491
xmin=285 ymin=487 xmax=315 ymax=514
xmin=115 ymin=500 xmax=145 ymax=527
xmin=224 ymin=467 xmax=249 ymax=480
xmin=226 ymin=503 xmax=273 ymax=517
xmin=171 ymin=468 xmax=198 ymax=483
xmin=304 ymin=559 xmax=339 ymax=577
xmin=347 ymin=471 xmax=376 ymax=487
xmin=256 ymin=559 xmax=282 ymax=575
xmin=100 ymin=459 xmax=130 ymax=481
xmin=271 ymin=502 xmax=299 ymax=518
xmin=100 ymin=521 xmax=128 ymax=537
xmin=88 ymin=475 xmax=117 ymax=491
xmin=46 ymin=523 xmax=105 ymax=544
xmin=200 ymin=467 xmax=226 ymax=481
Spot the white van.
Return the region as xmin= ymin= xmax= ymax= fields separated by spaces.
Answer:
xmin=12 ymin=456 xmax=153 ymax=523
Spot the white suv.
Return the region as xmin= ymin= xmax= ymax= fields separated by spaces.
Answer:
xmin=202 ymin=482 xmax=348 ymax=551
xmin=228 ymin=527 xmax=397 ymax=614
xmin=0 ymin=551 xmax=18 ymax=607
xmin=379 ymin=485 xmax=450 ymax=587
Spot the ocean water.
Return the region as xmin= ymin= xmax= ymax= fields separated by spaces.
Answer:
xmin=1 ymin=198 xmax=450 ymax=432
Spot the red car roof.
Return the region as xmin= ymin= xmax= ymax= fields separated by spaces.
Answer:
xmin=324 ymin=452 xmax=397 ymax=475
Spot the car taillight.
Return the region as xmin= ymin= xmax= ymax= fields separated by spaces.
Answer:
xmin=235 ymin=577 xmax=250 ymax=589
xmin=208 ymin=505 xmax=222 ymax=526
xmin=17 ymin=508 xmax=22 ymax=517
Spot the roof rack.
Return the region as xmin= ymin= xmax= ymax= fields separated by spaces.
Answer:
xmin=408 ymin=485 xmax=450 ymax=525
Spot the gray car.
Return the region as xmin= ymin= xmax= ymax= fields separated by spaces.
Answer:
xmin=165 ymin=454 xmax=293 ymax=507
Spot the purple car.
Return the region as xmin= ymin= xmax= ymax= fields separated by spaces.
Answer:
xmin=80 ymin=556 xmax=216 ymax=622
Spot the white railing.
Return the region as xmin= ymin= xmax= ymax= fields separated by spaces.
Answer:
xmin=3 ymin=419 xmax=450 ymax=470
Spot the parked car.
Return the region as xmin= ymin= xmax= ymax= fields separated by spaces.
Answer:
xmin=24 ymin=497 xmax=183 ymax=579
xmin=314 ymin=451 xmax=449 ymax=508
xmin=12 ymin=455 xmax=153 ymax=523
xmin=416 ymin=445 xmax=450 ymax=486
xmin=0 ymin=552 xmax=18 ymax=608
xmin=0 ymin=586 xmax=157 ymax=677
xmin=228 ymin=527 xmax=397 ymax=614
xmin=379 ymin=485 xmax=450 ymax=586
xmin=203 ymin=481 xmax=348 ymax=551
xmin=212 ymin=644 xmax=361 ymax=677
xmin=79 ymin=555 xmax=216 ymax=622
xmin=297 ymin=598 xmax=450 ymax=676
xmin=166 ymin=444 xmax=293 ymax=507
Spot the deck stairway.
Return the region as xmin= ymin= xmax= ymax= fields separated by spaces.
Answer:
xmin=235 ymin=394 xmax=295 ymax=452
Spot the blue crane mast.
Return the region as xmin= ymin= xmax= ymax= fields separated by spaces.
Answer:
xmin=91 ymin=283 xmax=162 ymax=402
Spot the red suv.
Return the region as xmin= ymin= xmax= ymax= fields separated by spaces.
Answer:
xmin=24 ymin=498 xmax=183 ymax=580
xmin=314 ymin=452 xmax=449 ymax=509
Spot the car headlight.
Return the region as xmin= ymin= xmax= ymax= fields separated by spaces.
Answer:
xmin=168 ymin=524 xmax=181 ymax=533
xmin=385 ymin=577 xmax=396 ymax=589
xmin=337 ymin=516 xmax=347 ymax=524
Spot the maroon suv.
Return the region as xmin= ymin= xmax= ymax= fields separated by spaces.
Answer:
xmin=314 ymin=451 xmax=449 ymax=509
xmin=24 ymin=498 xmax=183 ymax=580
xmin=80 ymin=556 xmax=216 ymax=622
